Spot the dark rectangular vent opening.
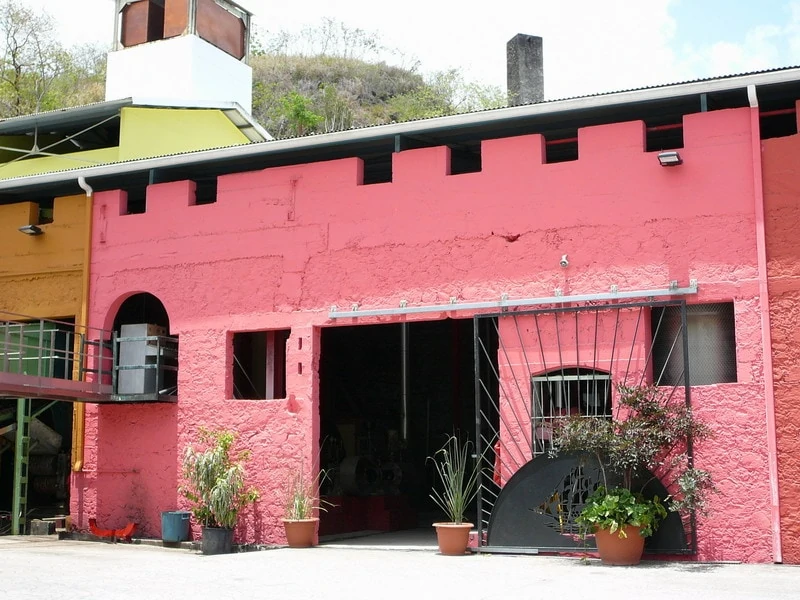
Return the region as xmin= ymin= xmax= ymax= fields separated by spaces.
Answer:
xmin=362 ymin=155 xmax=392 ymax=185
xmin=193 ymin=177 xmax=218 ymax=205
xmin=449 ymin=146 xmax=482 ymax=175
xmin=760 ymin=112 xmax=797 ymax=140
xmin=545 ymin=134 xmax=578 ymax=164
xmin=37 ymin=198 xmax=54 ymax=224
xmin=646 ymin=123 xmax=684 ymax=152
xmin=124 ymin=186 xmax=147 ymax=215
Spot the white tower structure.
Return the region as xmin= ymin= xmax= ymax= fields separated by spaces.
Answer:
xmin=105 ymin=0 xmax=253 ymax=112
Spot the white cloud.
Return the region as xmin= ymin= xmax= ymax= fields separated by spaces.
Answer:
xmin=675 ymin=7 xmax=799 ymax=80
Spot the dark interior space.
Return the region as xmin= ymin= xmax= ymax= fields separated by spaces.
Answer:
xmin=0 ymin=318 xmax=77 ymax=531
xmin=0 ymin=399 xmax=73 ymax=529
xmin=318 ymin=318 xmax=497 ymax=540
xmin=113 ymin=293 xmax=171 ymax=333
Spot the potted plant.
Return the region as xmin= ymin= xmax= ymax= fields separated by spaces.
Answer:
xmin=180 ymin=428 xmax=260 ymax=555
xmin=281 ymin=469 xmax=328 ymax=548
xmin=428 ymin=434 xmax=481 ymax=556
xmin=551 ymin=383 xmax=714 ymax=565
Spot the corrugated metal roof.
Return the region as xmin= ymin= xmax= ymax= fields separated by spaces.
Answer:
xmin=2 ymin=64 xmax=800 ymax=193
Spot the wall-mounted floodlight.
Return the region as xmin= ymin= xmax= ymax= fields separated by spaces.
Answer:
xmin=657 ymin=150 xmax=683 ymax=166
xmin=18 ymin=225 xmax=43 ymax=236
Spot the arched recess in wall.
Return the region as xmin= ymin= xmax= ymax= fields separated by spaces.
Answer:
xmin=112 ymin=292 xmax=170 ymax=333
xmin=109 ymin=292 xmax=178 ymax=399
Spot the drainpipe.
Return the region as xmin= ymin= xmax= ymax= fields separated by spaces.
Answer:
xmin=71 ymin=177 xmax=94 ymax=472
xmin=748 ymin=84 xmax=782 ymax=563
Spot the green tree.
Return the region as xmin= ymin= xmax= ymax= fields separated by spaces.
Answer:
xmin=279 ymin=91 xmax=323 ymax=137
xmin=0 ymin=0 xmax=63 ymax=115
xmin=0 ymin=1 xmax=106 ymax=117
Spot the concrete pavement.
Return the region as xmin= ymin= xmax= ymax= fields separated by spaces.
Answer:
xmin=1 ymin=536 xmax=798 ymax=600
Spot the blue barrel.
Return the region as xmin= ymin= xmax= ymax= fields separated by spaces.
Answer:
xmin=161 ymin=511 xmax=191 ymax=542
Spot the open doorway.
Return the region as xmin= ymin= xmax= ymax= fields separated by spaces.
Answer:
xmin=318 ymin=318 xmax=498 ymax=543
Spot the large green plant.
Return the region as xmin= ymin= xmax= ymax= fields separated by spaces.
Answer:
xmin=428 ymin=434 xmax=480 ymax=525
xmin=552 ymin=383 xmax=714 ymax=537
xmin=577 ymin=486 xmax=667 ymax=538
xmin=180 ymin=428 xmax=260 ymax=529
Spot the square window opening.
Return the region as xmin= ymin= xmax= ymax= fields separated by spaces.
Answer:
xmin=652 ymin=302 xmax=737 ymax=387
xmin=232 ymin=329 xmax=289 ymax=399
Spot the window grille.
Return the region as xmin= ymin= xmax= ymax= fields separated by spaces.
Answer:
xmin=531 ymin=369 xmax=611 ymax=456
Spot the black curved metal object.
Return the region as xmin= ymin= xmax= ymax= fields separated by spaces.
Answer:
xmin=486 ymin=453 xmax=689 ymax=552
xmin=487 ymin=454 xmax=600 ymax=549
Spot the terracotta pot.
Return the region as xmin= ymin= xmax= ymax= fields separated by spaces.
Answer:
xmin=593 ymin=525 xmax=645 ymax=565
xmin=433 ymin=522 xmax=473 ymax=556
xmin=282 ymin=518 xmax=319 ymax=548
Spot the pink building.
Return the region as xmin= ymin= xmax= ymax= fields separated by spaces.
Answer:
xmin=56 ymin=71 xmax=792 ymax=563
xmin=2 ymin=16 xmax=800 ymax=561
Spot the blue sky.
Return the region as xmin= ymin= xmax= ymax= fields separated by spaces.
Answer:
xmin=31 ymin=0 xmax=800 ymax=99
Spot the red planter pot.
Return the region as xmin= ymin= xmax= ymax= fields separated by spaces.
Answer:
xmin=433 ymin=522 xmax=473 ymax=556
xmin=282 ymin=518 xmax=319 ymax=548
xmin=593 ymin=525 xmax=646 ymax=565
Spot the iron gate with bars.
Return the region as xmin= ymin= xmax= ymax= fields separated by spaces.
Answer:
xmin=472 ymin=299 xmax=698 ymax=554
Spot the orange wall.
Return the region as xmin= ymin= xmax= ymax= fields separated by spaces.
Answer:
xmin=763 ymin=108 xmax=800 ymax=564
xmin=0 ymin=195 xmax=88 ymax=318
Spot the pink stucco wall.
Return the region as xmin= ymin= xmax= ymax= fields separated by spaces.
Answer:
xmin=71 ymin=107 xmax=774 ymax=560
xmin=763 ymin=103 xmax=800 ymax=564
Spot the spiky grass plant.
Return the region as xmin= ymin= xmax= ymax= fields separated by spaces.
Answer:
xmin=283 ymin=471 xmax=315 ymax=520
xmin=180 ymin=428 xmax=259 ymax=529
xmin=428 ymin=434 xmax=480 ymax=524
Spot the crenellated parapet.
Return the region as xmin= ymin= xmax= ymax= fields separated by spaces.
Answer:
xmin=88 ymin=107 xmax=760 ymax=320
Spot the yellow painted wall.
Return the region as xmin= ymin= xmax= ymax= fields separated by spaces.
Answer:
xmin=0 ymin=148 xmax=119 ymax=180
xmin=0 ymin=195 xmax=87 ymax=319
xmin=117 ymin=107 xmax=249 ymax=161
xmin=0 ymin=106 xmax=250 ymax=180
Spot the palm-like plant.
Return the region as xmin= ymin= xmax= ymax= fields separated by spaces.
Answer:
xmin=428 ymin=434 xmax=480 ymax=524
xmin=180 ymin=428 xmax=259 ymax=529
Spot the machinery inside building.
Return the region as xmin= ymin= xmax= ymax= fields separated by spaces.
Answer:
xmin=318 ymin=318 xmax=498 ymax=539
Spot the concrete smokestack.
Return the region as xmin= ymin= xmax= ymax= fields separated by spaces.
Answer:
xmin=507 ymin=34 xmax=544 ymax=106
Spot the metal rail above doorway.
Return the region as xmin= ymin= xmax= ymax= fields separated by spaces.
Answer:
xmin=328 ymin=281 xmax=698 ymax=319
